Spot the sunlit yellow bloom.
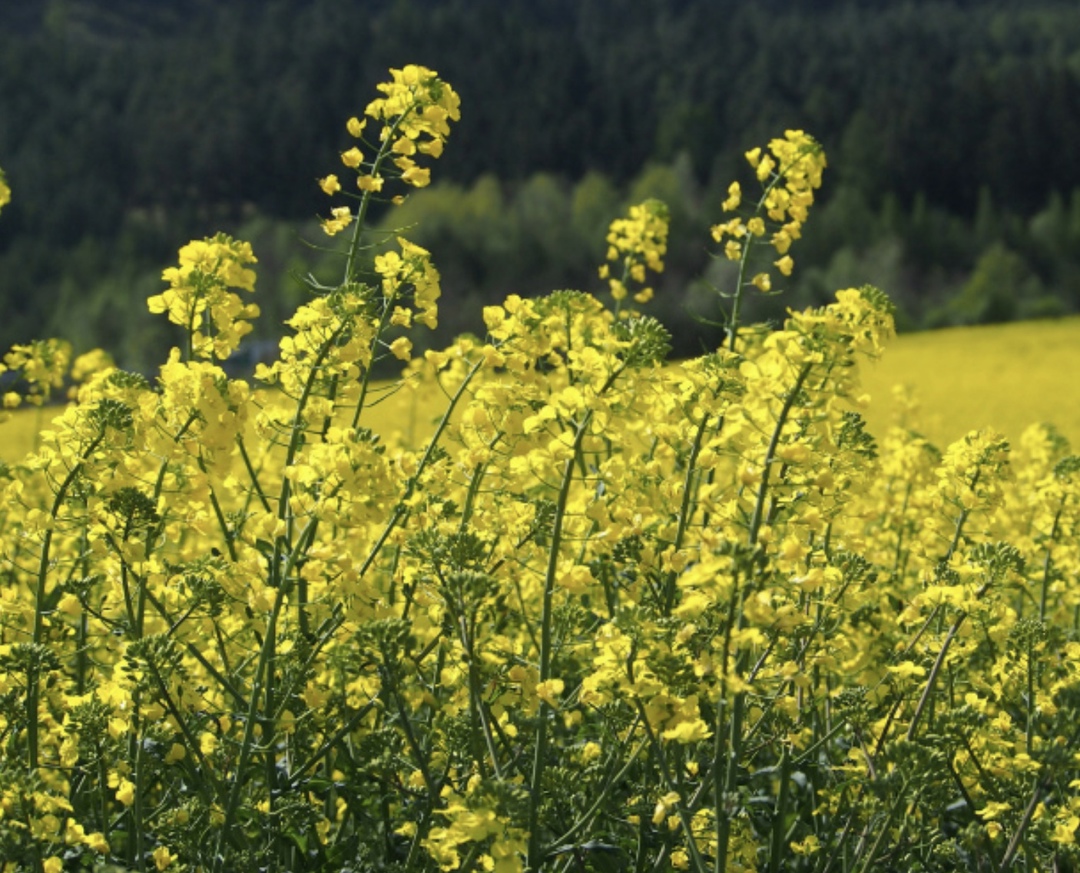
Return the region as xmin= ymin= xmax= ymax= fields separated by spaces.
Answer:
xmin=790 ymin=835 xmax=821 ymax=855
xmin=6 ymin=65 xmax=1079 ymax=873
xmin=341 ymin=147 xmax=364 ymax=168
xmin=147 ymin=233 xmax=259 ymax=359
xmin=321 ymin=205 xmax=353 ymax=236
xmin=115 ymin=779 xmax=136 ymax=807
xmin=418 ymin=137 xmax=445 ymax=158
xmin=722 ymin=181 xmax=741 ymax=211
xmin=70 ymin=348 xmax=114 ymax=382
xmin=535 ymin=678 xmax=564 ymax=708
xmin=977 ymin=802 xmax=1011 ymax=820
xmin=0 ymin=165 xmax=10 ymax=214
xmin=653 ymin=791 xmax=680 ymax=825
xmin=602 ymin=198 xmax=669 ymax=306
xmin=357 ymin=174 xmax=384 ymax=192
xmin=152 ymin=846 xmax=176 ymax=870
xmin=389 ymin=337 xmax=413 ymax=361
xmin=401 ymin=165 xmax=431 ymax=187
xmin=1054 ymin=816 xmax=1079 ymax=844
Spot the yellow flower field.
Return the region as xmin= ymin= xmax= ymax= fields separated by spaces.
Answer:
xmin=4 ymin=69 xmax=1080 ymax=872
xmin=4 ymin=316 xmax=1077 ymax=463
xmin=859 ymin=314 xmax=1080 ymax=447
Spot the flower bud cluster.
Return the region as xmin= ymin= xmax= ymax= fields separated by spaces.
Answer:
xmin=254 ymin=286 xmax=376 ymax=402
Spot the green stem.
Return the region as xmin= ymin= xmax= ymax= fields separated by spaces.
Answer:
xmin=767 ymin=745 xmax=792 ymax=873
xmin=386 ymin=660 xmax=439 ymax=800
xmin=544 ymin=723 xmax=645 ymax=852
xmin=357 ymin=356 xmax=486 ymax=580
xmin=748 ymin=362 xmax=813 ymax=546
xmin=713 ymin=571 xmax=744 ymax=873
xmin=526 ymin=416 xmax=589 ymax=870
xmin=212 ymin=584 xmax=289 ymax=872
xmin=286 ymin=700 xmax=379 ymax=789
xmin=663 ymin=410 xmax=710 ymax=612
xmin=725 ymin=165 xmax=790 ymax=352
xmin=342 ymin=111 xmax=412 ymax=284
xmin=349 ymin=300 xmax=398 ymax=431
xmin=906 ymin=582 xmax=988 ymax=742
xmin=28 ymin=428 xmax=104 ymax=771
xmin=635 ymin=702 xmax=710 ymax=873
xmin=1038 ymin=499 xmax=1064 ymax=621
xmin=236 ymin=434 xmax=272 ymax=513
xmin=998 ymin=775 xmax=1051 ymax=872
xmin=525 ymin=363 xmax=628 ymax=869
xmin=853 ymin=789 xmax=908 ymax=873
xmin=1025 ymin=634 xmax=1035 ymax=755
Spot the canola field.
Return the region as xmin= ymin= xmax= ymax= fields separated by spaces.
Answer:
xmin=858 ymin=314 xmax=1080 ymax=447
xmin=4 ymin=315 xmax=1077 ymax=463
xmin=5 ymin=67 xmax=1080 ymax=871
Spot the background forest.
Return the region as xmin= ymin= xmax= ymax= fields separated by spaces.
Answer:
xmin=2 ymin=0 xmax=1080 ymax=371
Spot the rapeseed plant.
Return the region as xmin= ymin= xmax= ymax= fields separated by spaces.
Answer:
xmin=599 ymin=198 xmax=669 ymax=311
xmin=1 ymin=67 xmax=1080 ymax=873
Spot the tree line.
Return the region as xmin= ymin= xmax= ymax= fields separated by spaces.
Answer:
xmin=2 ymin=0 xmax=1079 ymax=369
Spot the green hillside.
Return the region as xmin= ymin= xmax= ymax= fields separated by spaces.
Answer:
xmin=3 ymin=0 xmax=1080 ymax=369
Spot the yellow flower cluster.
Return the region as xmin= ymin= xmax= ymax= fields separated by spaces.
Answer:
xmin=424 ymin=779 xmax=528 ymax=872
xmin=367 ymin=63 xmax=460 ymax=184
xmin=711 ymin=129 xmax=826 ymax=295
xmin=598 ymin=198 xmax=670 ymax=306
xmin=254 ymin=286 xmax=376 ymax=408
xmin=318 ymin=64 xmax=461 ymax=236
xmin=146 ymin=233 xmax=258 ymax=361
xmin=374 ymin=236 xmax=442 ymax=332
xmin=1 ymin=337 xmax=72 ymax=408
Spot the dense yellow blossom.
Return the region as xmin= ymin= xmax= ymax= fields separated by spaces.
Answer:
xmin=601 ymin=198 xmax=669 ymax=310
xmin=147 ymin=233 xmax=258 ymax=360
xmin=2 ymin=67 xmax=1080 ymax=873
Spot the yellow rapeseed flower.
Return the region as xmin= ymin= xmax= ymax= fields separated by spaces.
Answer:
xmin=321 ymin=205 xmax=353 ymax=236
xmin=0 ymin=165 xmax=10 ymax=214
xmin=340 ymin=147 xmax=364 ymax=168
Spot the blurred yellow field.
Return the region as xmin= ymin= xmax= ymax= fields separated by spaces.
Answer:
xmin=3 ymin=315 xmax=1078 ymax=463
xmin=859 ymin=315 xmax=1080 ymax=449
xmin=1 ymin=404 xmax=50 ymax=462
